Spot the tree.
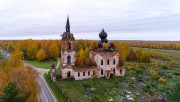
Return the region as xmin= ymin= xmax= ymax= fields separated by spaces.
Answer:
xmin=84 ymin=47 xmax=89 ymax=59
xmin=37 ymin=49 xmax=46 ymax=61
xmin=27 ymin=40 xmax=38 ymax=60
xmin=135 ymin=48 xmax=150 ymax=63
xmin=49 ymin=42 xmax=59 ymax=60
xmin=126 ymin=49 xmax=137 ymax=61
xmin=11 ymin=66 xmax=40 ymax=101
xmin=9 ymin=50 xmax=23 ymax=69
xmin=135 ymin=48 xmax=144 ymax=62
xmin=84 ymin=47 xmax=90 ymax=65
xmin=103 ymin=43 xmax=108 ymax=50
xmin=90 ymin=41 xmax=98 ymax=50
xmin=40 ymin=40 xmax=51 ymax=59
xmin=78 ymin=48 xmax=85 ymax=66
xmin=141 ymin=51 xmax=151 ymax=63
xmin=0 ymin=82 xmax=30 ymax=102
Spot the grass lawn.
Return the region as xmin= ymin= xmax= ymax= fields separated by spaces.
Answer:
xmin=23 ymin=60 xmax=56 ymax=69
xmin=44 ymin=72 xmax=67 ymax=102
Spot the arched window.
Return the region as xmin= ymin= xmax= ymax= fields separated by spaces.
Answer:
xmin=67 ymin=56 xmax=71 ymax=64
xmin=68 ymin=42 xmax=71 ymax=49
xmin=120 ymin=69 xmax=122 ymax=74
xmin=107 ymin=59 xmax=109 ymax=65
xmin=83 ymin=72 xmax=85 ymax=76
xmin=101 ymin=60 xmax=103 ymax=65
xmin=78 ymin=72 xmax=80 ymax=77
xmin=113 ymin=59 xmax=116 ymax=65
xmin=88 ymin=71 xmax=90 ymax=76
xmin=101 ymin=70 xmax=103 ymax=75
xmin=113 ymin=69 xmax=115 ymax=73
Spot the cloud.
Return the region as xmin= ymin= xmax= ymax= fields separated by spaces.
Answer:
xmin=0 ymin=0 xmax=180 ymax=40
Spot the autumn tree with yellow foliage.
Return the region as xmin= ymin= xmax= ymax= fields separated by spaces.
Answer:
xmin=75 ymin=47 xmax=91 ymax=67
xmin=27 ymin=40 xmax=39 ymax=60
xmin=49 ymin=42 xmax=59 ymax=60
xmin=9 ymin=50 xmax=23 ymax=68
xmin=0 ymin=50 xmax=40 ymax=102
xmin=37 ymin=49 xmax=46 ymax=61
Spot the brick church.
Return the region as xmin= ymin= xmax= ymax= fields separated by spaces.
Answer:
xmin=50 ymin=17 xmax=125 ymax=81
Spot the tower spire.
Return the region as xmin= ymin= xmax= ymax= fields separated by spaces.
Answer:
xmin=66 ymin=15 xmax=70 ymax=33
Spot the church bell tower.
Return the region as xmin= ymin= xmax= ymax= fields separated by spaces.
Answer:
xmin=61 ymin=16 xmax=76 ymax=68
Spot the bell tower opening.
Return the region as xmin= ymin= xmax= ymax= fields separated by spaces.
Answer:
xmin=68 ymin=42 xmax=71 ymax=49
xmin=67 ymin=56 xmax=71 ymax=64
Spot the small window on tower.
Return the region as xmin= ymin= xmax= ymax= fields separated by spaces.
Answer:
xmin=101 ymin=60 xmax=103 ymax=65
xmin=107 ymin=59 xmax=109 ymax=65
xmin=113 ymin=59 xmax=116 ymax=65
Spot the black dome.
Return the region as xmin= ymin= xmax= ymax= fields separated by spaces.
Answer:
xmin=99 ymin=29 xmax=107 ymax=39
xmin=105 ymin=39 xmax=108 ymax=43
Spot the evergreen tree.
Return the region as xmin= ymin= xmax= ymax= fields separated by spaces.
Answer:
xmin=0 ymin=82 xmax=30 ymax=102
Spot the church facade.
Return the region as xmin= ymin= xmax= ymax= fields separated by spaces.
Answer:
xmin=59 ymin=17 xmax=125 ymax=80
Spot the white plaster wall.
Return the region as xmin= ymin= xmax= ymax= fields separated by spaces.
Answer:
xmin=74 ymin=71 xmax=93 ymax=80
xmin=61 ymin=68 xmax=74 ymax=79
xmin=115 ymin=68 xmax=125 ymax=76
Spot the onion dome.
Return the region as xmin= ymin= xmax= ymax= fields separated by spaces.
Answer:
xmin=105 ymin=39 xmax=108 ymax=43
xmin=99 ymin=29 xmax=107 ymax=39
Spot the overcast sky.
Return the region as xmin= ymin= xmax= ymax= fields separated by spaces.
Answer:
xmin=0 ymin=0 xmax=180 ymax=41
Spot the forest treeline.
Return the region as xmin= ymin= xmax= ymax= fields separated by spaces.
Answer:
xmin=0 ymin=40 xmax=173 ymax=65
xmin=127 ymin=41 xmax=180 ymax=50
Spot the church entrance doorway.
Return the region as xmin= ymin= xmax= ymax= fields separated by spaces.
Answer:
xmin=67 ymin=71 xmax=71 ymax=77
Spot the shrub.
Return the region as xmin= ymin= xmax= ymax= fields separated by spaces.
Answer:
xmin=126 ymin=49 xmax=137 ymax=61
xmin=136 ymin=69 xmax=143 ymax=74
xmin=158 ymin=77 xmax=166 ymax=83
xmin=150 ymin=69 xmax=158 ymax=77
xmin=161 ymin=64 xmax=169 ymax=69
xmin=127 ymin=65 xmax=136 ymax=70
xmin=92 ymin=94 xmax=103 ymax=102
xmin=152 ymin=61 xmax=159 ymax=67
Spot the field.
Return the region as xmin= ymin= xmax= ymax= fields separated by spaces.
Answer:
xmin=23 ymin=60 xmax=56 ymax=69
xmin=54 ymin=48 xmax=180 ymax=102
